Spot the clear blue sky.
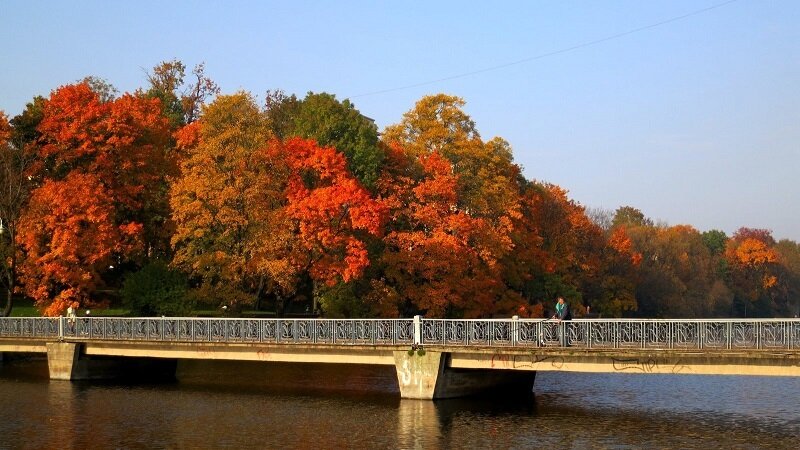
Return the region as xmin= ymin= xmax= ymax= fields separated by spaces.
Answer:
xmin=2 ymin=0 xmax=798 ymax=240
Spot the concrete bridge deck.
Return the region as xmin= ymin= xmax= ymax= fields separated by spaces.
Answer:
xmin=2 ymin=317 xmax=799 ymax=399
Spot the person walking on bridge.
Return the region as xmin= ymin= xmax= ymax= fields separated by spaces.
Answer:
xmin=552 ymin=297 xmax=572 ymax=346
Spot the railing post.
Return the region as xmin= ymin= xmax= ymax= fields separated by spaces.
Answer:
xmin=58 ymin=316 xmax=64 ymax=341
xmin=511 ymin=316 xmax=519 ymax=347
xmin=640 ymin=322 xmax=645 ymax=349
xmin=413 ymin=315 xmax=422 ymax=346
xmin=697 ymin=322 xmax=708 ymax=349
xmin=756 ymin=321 xmax=761 ymax=350
xmin=727 ymin=322 xmax=732 ymax=350
xmin=587 ymin=320 xmax=592 ymax=349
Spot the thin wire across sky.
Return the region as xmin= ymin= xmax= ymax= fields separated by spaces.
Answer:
xmin=350 ymin=0 xmax=740 ymax=98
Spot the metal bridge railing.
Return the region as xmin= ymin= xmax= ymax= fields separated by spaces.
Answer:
xmin=420 ymin=318 xmax=800 ymax=350
xmin=0 ymin=317 xmax=415 ymax=346
xmin=1 ymin=317 xmax=798 ymax=350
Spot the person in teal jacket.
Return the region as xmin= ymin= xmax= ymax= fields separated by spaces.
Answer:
xmin=552 ymin=297 xmax=572 ymax=321
xmin=552 ymin=297 xmax=572 ymax=346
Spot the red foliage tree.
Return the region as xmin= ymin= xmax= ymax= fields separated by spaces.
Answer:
xmin=283 ymin=137 xmax=387 ymax=285
xmin=17 ymin=83 xmax=171 ymax=315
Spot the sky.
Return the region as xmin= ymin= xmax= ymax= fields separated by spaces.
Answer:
xmin=1 ymin=0 xmax=798 ymax=241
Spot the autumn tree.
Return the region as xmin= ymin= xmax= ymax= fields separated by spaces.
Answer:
xmin=17 ymin=83 xmax=172 ymax=315
xmin=502 ymin=183 xmax=575 ymax=313
xmin=382 ymin=94 xmax=522 ymax=220
xmin=282 ymin=137 xmax=387 ymax=312
xmin=367 ymin=146 xmax=517 ymax=318
xmin=725 ymin=228 xmax=781 ymax=316
xmin=171 ymin=91 xmax=387 ymax=314
xmin=170 ymin=93 xmax=293 ymax=310
xmin=630 ymin=224 xmax=730 ymax=318
xmin=596 ymin=225 xmax=643 ymax=316
xmin=382 ymin=94 xmax=479 ymax=162
xmin=515 ymin=183 xmax=640 ymax=317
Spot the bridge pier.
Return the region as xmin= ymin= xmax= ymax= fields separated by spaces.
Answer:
xmin=393 ymin=351 xmax=535 ymax=399
xmin=46 ymin=342 xmax=177 ymax=381
xmin=47 ymin=342 xmax=82 ymax=380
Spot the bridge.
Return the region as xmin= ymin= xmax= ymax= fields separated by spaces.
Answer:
xmin=2 ymin=316 xmax=799 ymax=399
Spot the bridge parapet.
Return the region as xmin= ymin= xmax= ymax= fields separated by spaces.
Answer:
xmin=422 ymin=318 xmax=800 ymax=350
xmin=1 ymin=317 xmax=799 ymax=351
xmin=0 ymin=317 xmax=415 ymax=346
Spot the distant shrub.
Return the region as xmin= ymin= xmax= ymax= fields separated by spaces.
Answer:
xmin=121 ymin=261 xmax=193 ymax=316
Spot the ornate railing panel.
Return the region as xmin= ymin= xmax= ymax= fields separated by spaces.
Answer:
xmin=0 ymin=317 xmax=60 ymax=339
xmin=1 ymin=317 xmax=798 ymax=350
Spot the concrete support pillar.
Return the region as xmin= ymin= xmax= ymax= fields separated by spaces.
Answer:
xmin=46 ymin=342 xmax=177 ymax=381
xmin=394 ymin=350 xmax=444 ymax=399
xmin=394 ymin=350 xmax=535 ymax=400
xmin=47 ymin=342 xmax=83 ymax=380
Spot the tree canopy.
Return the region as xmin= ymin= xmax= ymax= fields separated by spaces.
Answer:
xmin=2 ymin=61 xmax=799 ymax=319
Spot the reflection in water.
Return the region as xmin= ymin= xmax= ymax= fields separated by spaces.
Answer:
xmin=46 ymin=381 xmax=77 ymax=450
xmin=1 ymin=359 xmax=798 ymax=448
xmin=397 ymin=400 xmax=440 ymax=449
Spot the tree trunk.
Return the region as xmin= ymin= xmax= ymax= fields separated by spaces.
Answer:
xmin=2 ymin=283 xmax=12 ymax=317
xmin=312 ymin=280 xmax=317 ymax=316
xmin=253 ymin=275 xmax=265 ymax=311
xmin=276 ymin=295 xmax=286 ymax=318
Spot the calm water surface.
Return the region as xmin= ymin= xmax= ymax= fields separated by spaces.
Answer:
xmin=1 ymin=358 xmax=798 ymax=449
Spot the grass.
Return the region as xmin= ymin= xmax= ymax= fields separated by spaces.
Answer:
xmin=10 ymin=305 xmax=40 ymax=317
xmin=8 ymin=299 xmax=277 ymax=318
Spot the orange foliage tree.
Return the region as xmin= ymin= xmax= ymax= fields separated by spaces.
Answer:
xmin=170 ymin=93 xmax=294 ymax=309
xmin=368 ymin=147 xmax=517 ymax=318
xmin=17 ymin=83 xmax=171 ymax=315
xmin=512 ymin=189 xmax=642 ymax=317
xmin=725 ymin=228 xmax=780 ymax=316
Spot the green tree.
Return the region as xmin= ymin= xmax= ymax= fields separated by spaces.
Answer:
xmin=702 ymin=229 xmax=729 ymax=255
xmin=1 ymin=113 xmax=37 ymax=316
xmin=1 ymin=99 xmax=46 ymax=317
xmin=263 ymin=89 xmax=301 ymax=140
xmin=145 ymin=59 xmax=219 ymax=127
xmin=120 ymin=260 xmax=192 ymax=316
xmin=9 ymin=96 xmax=46 ymax=150
xmin=611 ymin=206 xmax=653 ymax=229
xmin=283 ymin=92 xmax=383 ymax=189
xmin=80 ymin=76 xmax=118 ymax=103
xmin=774 ymin=239 xmax=800 ymax=317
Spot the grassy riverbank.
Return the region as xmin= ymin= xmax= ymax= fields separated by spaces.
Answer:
xmin=8 ymin=298 xmax=280 ymax=318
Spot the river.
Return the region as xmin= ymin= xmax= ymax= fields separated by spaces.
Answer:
xmin=1 ymin=358 xmax=798 ymax=449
